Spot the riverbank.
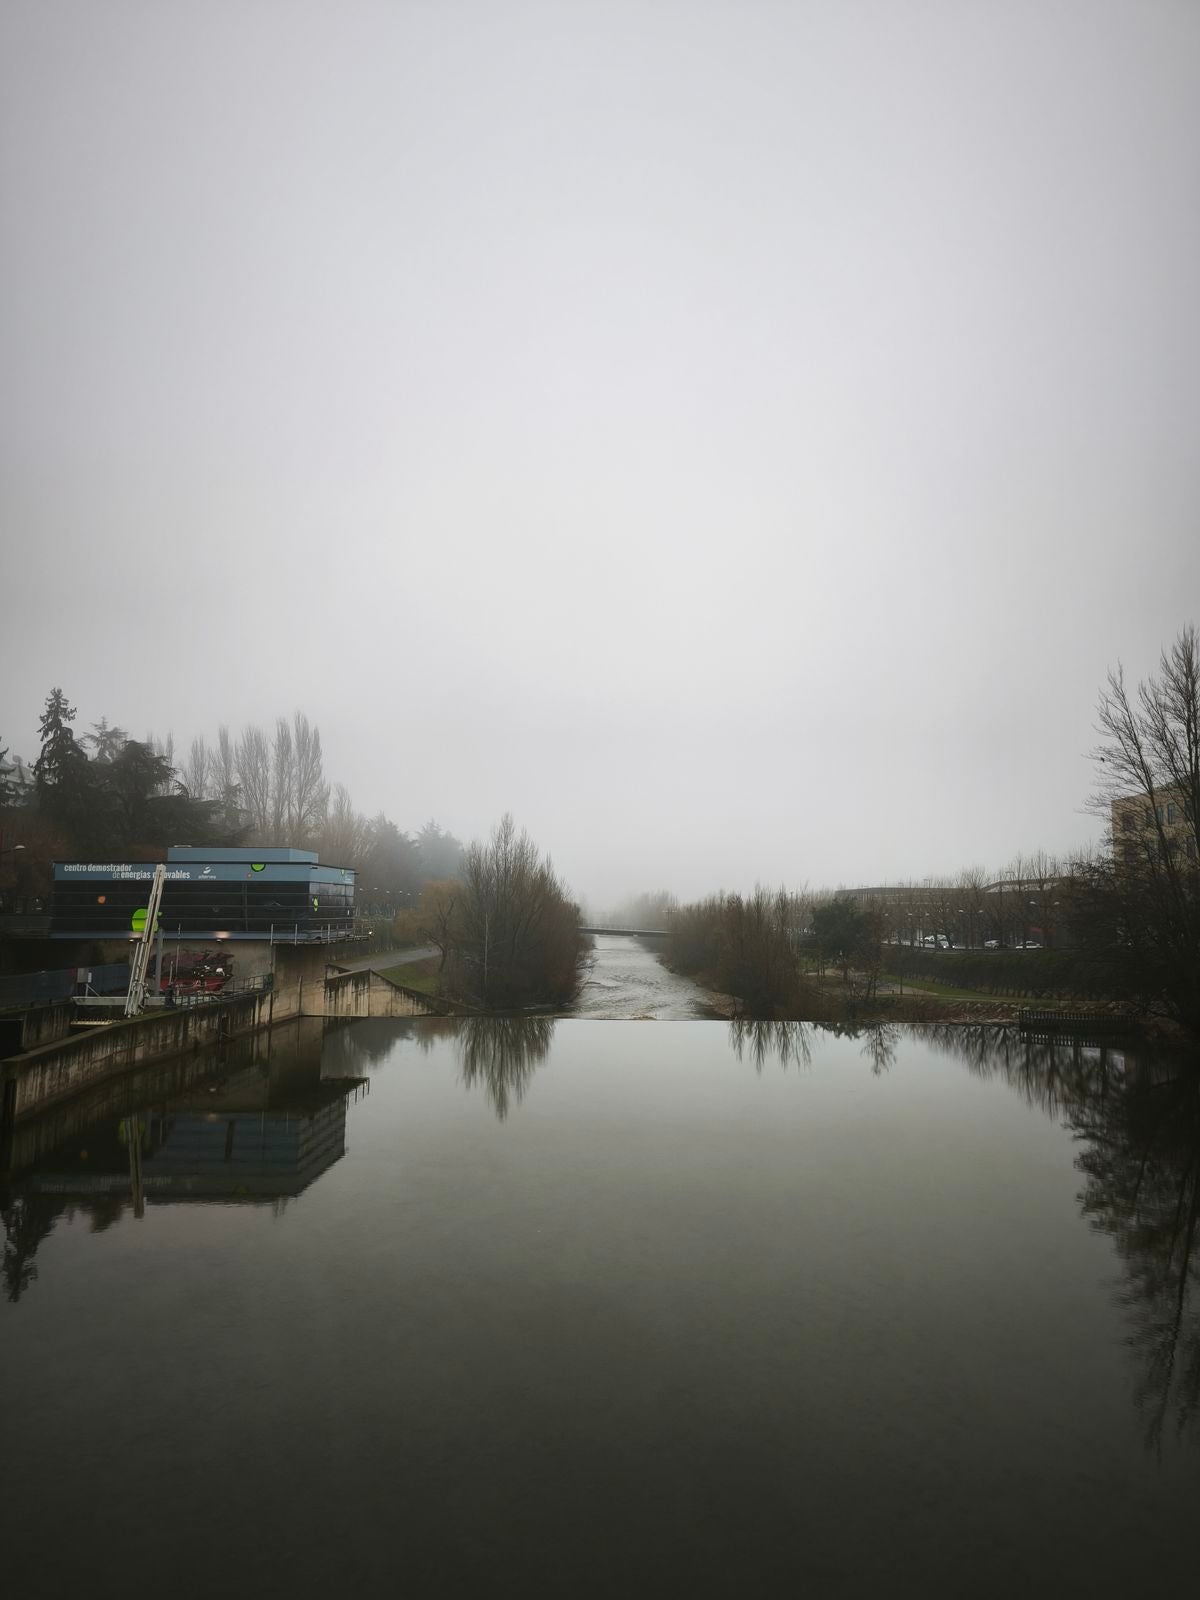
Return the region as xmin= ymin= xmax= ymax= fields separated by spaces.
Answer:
xmin=663 ymin=954 xmax=1144 ymax=1029
xmin=1 ymin=947 xmax=447 ymax=1131
xmin=365 ymin=936 xmax=724 ymax=1021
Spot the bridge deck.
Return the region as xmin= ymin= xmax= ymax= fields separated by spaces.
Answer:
xmin=581 ymin=926 xmax=667 ymax=938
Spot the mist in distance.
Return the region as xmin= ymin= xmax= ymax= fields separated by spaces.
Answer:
xmin=3 ymin=0 xmax=1198 ymax=904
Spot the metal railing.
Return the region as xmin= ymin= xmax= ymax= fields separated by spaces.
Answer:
xmin=165 ymin=973 xmax=274 ymax=1010
xmin=268 ymin=923 xmax=363 ymax=945
xmin=1018 ymin=1008 xmax=1129 ymax=1036
xmin=0 ymin=962 xmax=131 ymax=1012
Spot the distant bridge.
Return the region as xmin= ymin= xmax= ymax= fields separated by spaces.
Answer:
xmin=581 ymin=925 xmax=668 ymax=939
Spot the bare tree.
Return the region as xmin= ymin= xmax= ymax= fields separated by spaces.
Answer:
xmin=415 ymin=879 xmax=461 ymax=972
xmin=452 ymin=814 xmax=583 ymax=1008
xmin=1083 ymin=624 xmax=1200 ymax=1031
xmin=1093 ymin=625 xmax=1200 ymax=857
xmin=182 ymin=736 xmax=211 ymax=800
xmin=212 ymin=725 xmax=240 ymax=829
xmin=956 ymin=867 xmax=989 ymax=949
xmin=144 ymin=731 xmax=177 ymax=796
xmin=319 ymin=783 xmax=369 ymax=867
xmin=291 ymin=712 xmax=329 ymax=838
xmin=271 ymin=717 xmax=294 ymax=835
xmin=235 ymin=725 xmax=271 ymax=833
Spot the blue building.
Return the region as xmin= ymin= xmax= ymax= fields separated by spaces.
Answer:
xmin=49 ymin=846 xmax=356 ymax=941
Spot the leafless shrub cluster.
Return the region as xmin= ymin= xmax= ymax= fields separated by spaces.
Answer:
xmin=665 ymin=887 xmax=819 ymax=1018
xmin=432 ymin=815 xmax=585 ymax=1010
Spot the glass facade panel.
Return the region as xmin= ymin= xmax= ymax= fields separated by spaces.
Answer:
xmin=50 ymin=862 xmax=356 ymax=938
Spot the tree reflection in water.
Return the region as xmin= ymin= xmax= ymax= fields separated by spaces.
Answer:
xmin=1075 ymin=1060 xmax=1200 ymax=1450
xmin=847 ymin=1022 xmax=900 ymax=1076
xmin=1 ymin=1192 xmax=55 ymax=1302
xmin=728 ymin=1020 xmax=813 ymax=1074
xmin=919 ymin=1023 xmax=1200 ymax=1450
xmin=728 ymin=1020 xmax=900 ymax=1076
xmin=1 ymin=1191 xmax=125 ymax=1303
xmin=455 ymin=1017 xmax=555 ymax=1121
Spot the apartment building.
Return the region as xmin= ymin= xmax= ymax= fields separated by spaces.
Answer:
xmin=1111 ymin=785 xmax=1198 ymax=865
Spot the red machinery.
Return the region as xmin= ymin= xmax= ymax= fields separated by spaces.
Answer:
xmin=160 ymin=950 xmax=233 ymax=995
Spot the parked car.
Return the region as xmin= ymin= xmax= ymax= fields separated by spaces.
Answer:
xmin=984 ymin=939 xmax=1005 ymax=949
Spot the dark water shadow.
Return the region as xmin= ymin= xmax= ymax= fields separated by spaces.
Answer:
xmin=918 ymin=1023 xmax=1200 ymax=1451
xmin=724 ymin=1017 xmax=1200 ymax=1449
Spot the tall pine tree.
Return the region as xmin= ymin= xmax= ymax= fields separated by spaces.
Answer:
xmin=33 ymin=688 xmax=93 ymax=843
xmin=0 ymin=739 xmax=16 ymax=806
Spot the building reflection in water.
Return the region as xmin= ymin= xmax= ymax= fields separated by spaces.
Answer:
xmin=1 ymin=1017 xmax=366 ymax=1303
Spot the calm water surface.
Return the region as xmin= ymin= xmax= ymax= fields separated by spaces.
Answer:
xmin=3 ymin=1014 xmax=1198 ymax=1598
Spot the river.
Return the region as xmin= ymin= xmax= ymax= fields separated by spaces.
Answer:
xmin=571 ymin=931 xmax=717 ymax=1018
xmin=3 ymin=1013 xmax=1197 ymax=1596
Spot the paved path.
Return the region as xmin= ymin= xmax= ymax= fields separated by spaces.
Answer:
xmin=333 ymin=946 xmax=437 ymax=974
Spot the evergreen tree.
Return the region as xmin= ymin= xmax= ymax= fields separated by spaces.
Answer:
xmin=99 ymin=740 xmax=221 ymax=851
xmin=81 ymin=718 xmax=129 ymax=763
xmin=34 ymin=689 xmax=85 ymax=789
xmin=0 ymin=739 xmax=16 ymax=806
xmin=415 ymin=819 xmax=465 ymax=881
xmin=33 ymin=689 xmax=92 ymax=840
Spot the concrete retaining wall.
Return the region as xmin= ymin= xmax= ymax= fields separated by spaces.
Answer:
xmin=316 ymin=969 xmax=439 ymax=1019
xmin=1 ymin=950 xmax=443 ymax=1128
xmin=20 ymin=1000 xmax=77 ymax=1050
xmin=1 ymin=1000 xmax=77 ymax=1060
xmin=4 ymin=1024 xmax=279 ymax=1175
xmin=4 ymin=989 xmax=273 ymax=1119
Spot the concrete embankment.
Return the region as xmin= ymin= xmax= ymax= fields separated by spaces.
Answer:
xmin=1 ymin=946 xmax=457 ymax=1130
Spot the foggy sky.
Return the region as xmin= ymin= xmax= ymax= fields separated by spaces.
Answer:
xmin=3 ymin=0 xmax=1198 ymax=904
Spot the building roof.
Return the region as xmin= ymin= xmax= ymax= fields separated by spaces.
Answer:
xmin=166 ymin=846 xmax=318 ymax=864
